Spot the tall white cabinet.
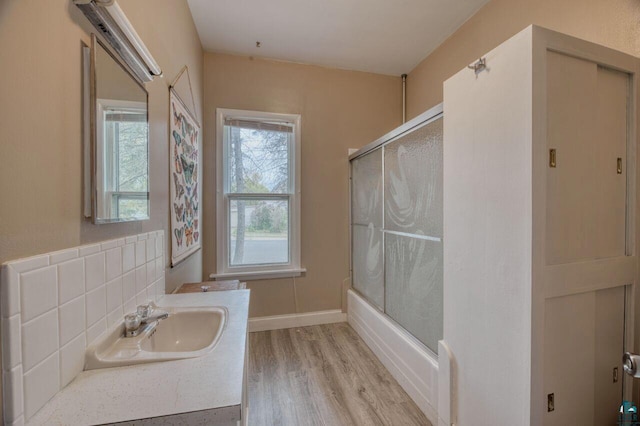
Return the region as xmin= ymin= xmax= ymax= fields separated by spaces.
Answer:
xmin=442 ymin=26 xmax=639 ymax=425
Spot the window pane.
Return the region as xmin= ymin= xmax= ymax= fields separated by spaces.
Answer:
xmin=229 ymin=198 xmax=289 ymax=266
xmin=117 ymin=120 xmax=148 ymax=192
xmin=104 ymin=110 xmax=148 ymax=193
xmin=115 ymin=197 xmax=149 ymax=220
xmin=226 ymin=124 xmax=289 ymax=194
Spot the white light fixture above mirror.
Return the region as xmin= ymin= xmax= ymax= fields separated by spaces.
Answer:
xmin=74 ymin=0 xmax=162 ymax=83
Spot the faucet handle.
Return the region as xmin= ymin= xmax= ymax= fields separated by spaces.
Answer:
xmin=124 ymin=313 xmax=141 ymax=332
xmin=136 ymin=303 xmax=153 ymax=319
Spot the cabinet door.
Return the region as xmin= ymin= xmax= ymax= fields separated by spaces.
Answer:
xmin=543 ymin=286 xmax=625 ymax=426
xmin=546 ymin=52 xmax=629 ymax=265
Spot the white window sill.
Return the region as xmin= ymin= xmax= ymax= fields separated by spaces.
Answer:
xmin=209 ymin=268 xmax=307 ymax=281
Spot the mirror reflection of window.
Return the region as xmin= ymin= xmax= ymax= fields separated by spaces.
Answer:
xmin=91 ymin=35 xmax=149 ymax=223
xmin=98 ymin=101 xmax=149 ymax=220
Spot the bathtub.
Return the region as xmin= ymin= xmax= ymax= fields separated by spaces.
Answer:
xmin=347 ymin=289 xmax=439 ymax=424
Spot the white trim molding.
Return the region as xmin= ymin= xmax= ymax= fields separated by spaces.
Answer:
xmin=215 ymin=108 xmax=302 ymax=278
xmin=248 ymin=309 xmax=346 ymax=332
xmin=210 ymin=268 xmax=306 ymax=282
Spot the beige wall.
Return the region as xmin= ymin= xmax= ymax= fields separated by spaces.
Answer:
xmin=406 ymin=0 xmax=640 ymax=119
xmin=203 ymin=53 xmax=401 ymax=317
xmin=0 ymin=0 xmax=203 ymax=292
xmin=96 ymin=41 xmax=146 ymax=103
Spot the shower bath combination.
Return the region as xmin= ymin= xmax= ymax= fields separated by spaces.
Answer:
xmin=349 ymin=25 xmax=640 ymax=426
xmin=348 ymin=103 xmax=444 ymax=419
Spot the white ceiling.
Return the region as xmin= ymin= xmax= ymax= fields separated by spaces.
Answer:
xmin=186 ymin=0 xmax=491 ymax=76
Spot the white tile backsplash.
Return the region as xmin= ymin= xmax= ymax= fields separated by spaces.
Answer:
xmin=122 ymin=270 xmax=136 ymax=302
xmin=155 ymin=258 xmax=164 ymax=281
xmin=1 ymin=230 xmax=165 ymax=423
xmin=156 ymin=236 xmax=164 ymax=258
xmin=58 ymin=296 xmax=85 ymax=347
xmin=105 ymin=247 xmax=122 ymax=281
xmin=86 ymin=317 xmax=107 ymax=346
xmin=49 ymin=248 xmax=78 ymax=265
xmin=84 ymin=252 xmax=105 ymax=291
xmin=106 ymin=277 xmax=123 ymax=313
xmin=20 ymin=267 xmax=57 ymax=323
xmin=23 ymin=352 xmax=59 ymax=419
xmin=156 ymin=276 xmax=166 ymax=297
xmin=86 ymin=286 xmax=106 ymax=327
xmin=21 ymin=309 xmax=59 ymax=372
xmin=100 ymin=240 xmax=118 ymax=251
xmin=60 ymin=333 xmax=86 ymax=388
xmin=122 ymin=243 xmax=135 ymax=273
xmin=123 ymin=298 xmax=136 ymax=317
xmin=9 ymin=416 xmax=24 ymax=426
xmin=146 ymin=261 xmax=156 ymax=284
xmin=78 ymin=243 xmax=100 ymax=257
xmin=57 ymin=258 xmax=84 ymax=305
xmin=1 ymin=266 xmax=20 ymax=318
xmin=147 ymin=281 xmax=156 ymax=301
xmin=106 ymin=306 xmax=124 ymax=329
xmin=9 ymin=256 xmax=48 ymax=274
xmin=135 ymin=265 xmax=147 ymax=293
xmin=136 ymin=290 xmax=148 ymax=306
xmin=135 ymin=241 xmax=146 ymax=267
xmin=2 ymin=315 xmax=21 ymax=370
xmin=146 ymin=237 xmax=156 ymax=262
xmin=3 ymin=365 xmax=23 ymax=423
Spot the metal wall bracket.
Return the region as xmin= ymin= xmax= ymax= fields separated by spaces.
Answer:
xmin=468 ymin=57 xmax=487 ymax=74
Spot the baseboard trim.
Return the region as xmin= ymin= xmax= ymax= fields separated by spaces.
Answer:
xmin=347 ymin=290 xmax=439 ymax=425
xmin=248 ymin=309 xmax=347 ymax=332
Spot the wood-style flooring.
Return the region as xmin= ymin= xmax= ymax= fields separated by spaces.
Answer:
xmin=248 ymin=322 xmax=432 ymax=426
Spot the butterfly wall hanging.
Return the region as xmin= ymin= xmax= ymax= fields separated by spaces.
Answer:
xmin=169 ymin=84 xmax=201 ymax=266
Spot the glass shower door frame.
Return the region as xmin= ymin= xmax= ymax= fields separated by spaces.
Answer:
xmin=349 ymin=103 xmax=444 ymax=355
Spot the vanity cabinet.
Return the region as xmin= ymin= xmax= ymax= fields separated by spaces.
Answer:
xmin=442 ymin=25 xmax=639 ymax=426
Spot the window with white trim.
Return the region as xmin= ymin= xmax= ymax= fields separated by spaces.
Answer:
xmin=215 ymin=109 xmax=301 ymax=279
xmin=97 ymin=99 xmax=149 ymax=220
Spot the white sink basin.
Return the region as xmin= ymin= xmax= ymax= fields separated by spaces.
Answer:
xmin=85 ymin=306 xmax=227 ymax=370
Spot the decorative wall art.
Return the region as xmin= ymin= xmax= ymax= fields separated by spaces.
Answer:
xmin=169 ymin=67 xmax=201 ymax=266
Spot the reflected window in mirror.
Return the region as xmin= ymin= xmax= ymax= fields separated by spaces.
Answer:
xmin=97 ymin=100 xmax=148 ymax=220
xmin=89 ymin=34 xmax=150 ymax=223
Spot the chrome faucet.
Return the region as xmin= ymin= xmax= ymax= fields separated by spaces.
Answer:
xmin=124 ymin=303 xmax=169 ymax=337
xmin=137 ymin=303 xmax=169 ymax=324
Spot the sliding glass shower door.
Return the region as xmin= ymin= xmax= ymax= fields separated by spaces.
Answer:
xmin=351 ymin=148 xmax=384 ymax=310
xmin=350 ymin=112 xmax=443 ymax=353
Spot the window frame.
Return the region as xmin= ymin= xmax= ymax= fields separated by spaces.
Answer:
xmin=214 ymin=108 xmax=303 ymax=280
xmin=96 ymin=98 xmax=149 ymax=220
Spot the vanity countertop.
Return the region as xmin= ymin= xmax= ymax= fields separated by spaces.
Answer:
xmin=26 ymin=290 xmax=250 ymax=426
